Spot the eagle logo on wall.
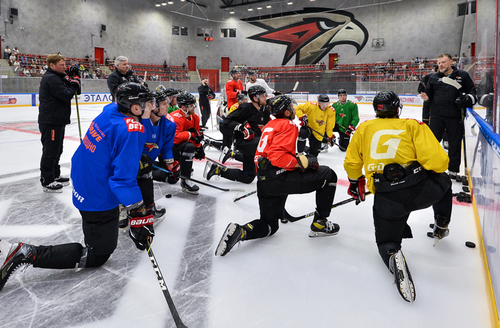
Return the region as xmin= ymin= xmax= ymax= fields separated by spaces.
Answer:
xmin=244 ymin=8 xmax=369 ymax=65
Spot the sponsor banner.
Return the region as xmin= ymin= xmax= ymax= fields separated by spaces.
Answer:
xmin=33 ymin=93 xmax=113 ymax=106
xmin=0 ymin=94 xmax=32 ymax=107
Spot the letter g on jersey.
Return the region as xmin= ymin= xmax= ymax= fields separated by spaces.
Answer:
xmin=370 ymin=129 xmax=404 ymax=159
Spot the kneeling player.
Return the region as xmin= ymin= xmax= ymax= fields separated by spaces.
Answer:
xmin=215 ymin=95 xmax=339 ymax=257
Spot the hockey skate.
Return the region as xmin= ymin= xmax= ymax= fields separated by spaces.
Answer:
xmin=215 ymin=223 xmax=246 ymax=256
xmin=309 ymin=213 xmax=340 ymax=237
xmin=118 ymin=204 xmax=129 ymax=229
xmin=181 ymin=178 xmax=199 ymax=195
xmin=0 ymin=242 xmax=37 ymax=292
xmin=219 ymin=146 xmax=233 ymax=164
xmin=389 ymin=250 xmax=416 ymax=303
xmin=42 ymin=181 xmax=64 ymax=193
xmin=431 ymin=215 xmax=450 ymax=247
xmin=203 ymin=161 xmax=226 ymax=181
xmin=54 ymin=176 xmax=70 ymax=187
xmin=147 ymin=203 xmax=166 ymax=226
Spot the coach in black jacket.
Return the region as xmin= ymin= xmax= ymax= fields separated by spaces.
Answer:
xmin=38 ymin=54 xmax=81 ymax=192
xmin=422 ymin=53 xmax=476 ymax=178
xmin=107 ymin=56 xmax=142 ymax=101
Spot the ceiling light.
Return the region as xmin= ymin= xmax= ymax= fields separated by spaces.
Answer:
xmin=287 ymin=1 xmax=293 ymax=5
xmin=167 ymin=1 xmax=173 ymax=4
xmin=248 ymin=8 xmax=253 ymax=11
xmin=155 ymin=2 xmax=161 ymax=6
xmin=161 ymin=1 xmax=167 ymax=5
xmin=257 ymin=6 xmax=262 ymax=10
xmin=229 ymin=10 xmax=235 ymax=14
xmin=266 ymin=5 xmax=272 ymax=8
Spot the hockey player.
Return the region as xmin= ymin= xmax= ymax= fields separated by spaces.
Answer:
xmin=245 ymin=70 xmax=276 ymax=96
xmin=332 ymin=89 xmax=359 ymax=151
xmin=219 ymin=93 xmax=248 ymax=164
xmin=421 ymin=53 xmax=477 ymax=179
xmin=0 ymin=82 xmax=156 ymax=292
xmin=228 ymin=93 xmax=248 ymax=115
xmin=166 ymin=88 xmax=181 ymax=113
xmin=225 ymin=69 xmax=244 ymax=109
xmin=215 ymin=95 xmax=339 ymax=257
xmin=343 ymin=91 xmax=452 ymax=303
xmin=204 ymin=85 xmax=270 ymax=184
xmin=171 ymin=92 xmax=204 ymax=194
xmin=296 ymin=94 xmax=336 ymax=157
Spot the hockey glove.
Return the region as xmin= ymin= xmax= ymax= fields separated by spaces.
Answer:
xmin=188 ymin=127 xmax=204 ymax=144
xmin=348 ymin=176 xmax=366 ymax=205
xmin=455 ymin=93 xmax=476 ymax=110
xmin=327 ymin=135 xmax=336 ymax=147
xmin=194 ymin=146 xmax=205 ymax=160
xmin=127 ymin=201 xmax=155 ymax=250
xmin=68 ymin=76 xmax=81 ymax=95
xmin=66 ymin=65 xmax=80 ymax=78
xmin=345 ymin=125 xmax=356 ymax=136
xmin=299 ymin=114 xmax=308 ymax=127
xmin=236 ymin=122 xmax=255 ymax=141
xmin=296 ymin=155 xmax=319 ymax=172
xmin=166 ymin=160 xmax=180 ymax=184
xmin=273 ymin=90 xmax=281 ymax=95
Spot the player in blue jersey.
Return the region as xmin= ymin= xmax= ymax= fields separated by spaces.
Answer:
xmin=0 ymin=82 xmax=156 ymax=292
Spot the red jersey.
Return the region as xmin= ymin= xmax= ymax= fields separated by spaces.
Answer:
xmin=171 ymin=109 xmax=201 ymax=147
xmin=225 ymin=79 xmax=244 ymax=109
xmin=254 ymin=118 xmax=299 ymax=171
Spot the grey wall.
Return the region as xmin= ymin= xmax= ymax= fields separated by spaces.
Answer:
xmin=0 ymin=0 xmax=485 ymax=69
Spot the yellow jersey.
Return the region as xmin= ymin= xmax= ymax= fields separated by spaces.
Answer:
xmin=344 ymin=118 xmax=449 ymax=194
xmin=295 ymin=102 xmax=336 ymax=141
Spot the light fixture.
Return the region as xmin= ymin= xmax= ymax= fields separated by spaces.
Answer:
xmin=287 ymin=1 xmax=293 ymax=5
xmin=248 ymin=7 xmax=253 ymax=11
xmin=229 ymin=10 xmax=235 ymax=14
xmin=167 ymin=0 xmax=173 ymax=4
xmin=161 ymin=1 xmax=167 ymax=5
xmin=257 ymin=6 xmax=262 ymax=10
xmin=266 ymin=5 xmax=272 ymax=8
xmin=155 ymin=2 xmax=161 ymax=6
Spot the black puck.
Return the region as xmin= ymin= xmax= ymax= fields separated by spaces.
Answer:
xmin=165 ymin=194 xmax=172 ymax=198
xmin=465 ymin=241 xmax=476 ymax=248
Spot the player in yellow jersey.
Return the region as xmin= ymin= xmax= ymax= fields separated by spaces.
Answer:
xmin=343 ymin=91 xmax=452 ymax=303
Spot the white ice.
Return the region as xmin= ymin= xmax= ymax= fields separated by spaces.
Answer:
xmin=0 ymin=99 xmax=492 ymax=328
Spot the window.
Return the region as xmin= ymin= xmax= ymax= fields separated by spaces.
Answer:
xmin=181 ymin=27 xmax=188 ymax=36
xmin=197 ymin=27 xmax=213 ymax=38
xmin=457 ymin=1 xmax=476 ymax=16
xmin=221 ymin=28 xmax=236 ymax=38
xmin=172 ymin=26 xmax=179 ymax=35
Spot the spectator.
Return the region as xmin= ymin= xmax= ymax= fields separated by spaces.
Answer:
xmin=12 ymin=47 xmax=19 ymax=56
xmin=13 ymin=59 xmax=20 ymax=73
xmin=9 ymin=54 xmax=16 ymax=66
xmin=4 ymin=46 xmax=11 ymax=59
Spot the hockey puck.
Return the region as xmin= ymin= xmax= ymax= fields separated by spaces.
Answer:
xmin=465 ymin=241 xmax=476 ymax=248
xmin=165 ymin=194 xmax=172 ymax=198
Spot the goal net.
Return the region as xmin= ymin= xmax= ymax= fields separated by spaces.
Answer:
xmin=290 ymin=91 xmax=309 ymax=103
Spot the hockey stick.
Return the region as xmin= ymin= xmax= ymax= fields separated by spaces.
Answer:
xmin=282 ymin=81 xmax=300 ymax=95
xmin=146 ymin=240 xmax=188 ymax=328
xmin=283 ymin=191 xmax=372 ymax=222
xmin=233 ymin=190 xmax=257 ymax=202
xmin=75 ymin=91 xmax=82 ymax=142
xmin=308 ymin=126 xmax=338 ymax=147
xmin=152 ymin=165 xmax=245 ymax=192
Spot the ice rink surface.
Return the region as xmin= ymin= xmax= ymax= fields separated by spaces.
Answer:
xmin=0 ymin=100 xmax=493 ymax=328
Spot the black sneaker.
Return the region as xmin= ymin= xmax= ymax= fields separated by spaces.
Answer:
xmin=42 ymin=181 xmax=63 ymax=193
xmin=0 ymin=242 xmax=37 ymax=292
xmin=215 ymin=223 xmax=246 ymax=256
xmin=309 ymin=214 xmax=340 ymax=237
xmin=54 ymin=176 xmax=70 ymax=187
xmin=181 ymin=179 xmax=199 ymax=195
xmin=389 ymin=250 xmax=416 ymax=303
xmin=203 ymin=161 xmax=225 ymax=181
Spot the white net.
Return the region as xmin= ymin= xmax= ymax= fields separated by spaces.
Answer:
xmin=290 ymin=91 xmax=309 ymax=103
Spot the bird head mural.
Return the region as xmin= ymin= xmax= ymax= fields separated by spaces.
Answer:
xmin=244 ymin=8 xmax=369 ymax=65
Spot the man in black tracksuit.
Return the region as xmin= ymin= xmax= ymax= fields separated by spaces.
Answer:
xmin=198 ymin=77 xmax=215 ymax=128
xmin=422 ymin=53 xmax=476 ymax=178
xmin=204 ymin=85 xmax=269 ymax=184
xmin=38 ymin=54 xmax=81 ymax=192
xmin=107 ymin=56 xmax=142 ymax=101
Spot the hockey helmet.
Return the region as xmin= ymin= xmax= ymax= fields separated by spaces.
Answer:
xmin=373 ymin=91 xmax=402 ymax=118
xmin=230 ymin=69 xmax=240 ymax=77
xmin=153 ymin=90 xmax=170 ymax=106
xmin=236 ymin=93 xmax=248 ymax=102
xmin=115 ymin=82 xmax=153 ymax=112
xmin=176 ymin=92 xmax=197 ymax=107
xmin=337 ymin=89 xmax=347 ymax=96
xmin=318 ymin=94 xmax=330 ymax=103
xmin=248 ymin=70 xmax=257 ymax=76
xmin=268 ymin=95 xmax=292 ymax=118
xmin=165 ymin=88 xmax=180 ymax=98
xmin=248 ymin=85 xmax=267 ymax=102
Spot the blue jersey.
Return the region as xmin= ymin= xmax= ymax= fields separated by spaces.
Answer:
xmin=142 ymin=113 xmax=176 ymax=162
xmin=71 ymin=102 xmax=146 ymax=211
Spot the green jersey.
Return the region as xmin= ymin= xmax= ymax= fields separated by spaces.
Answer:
xmin=168 ymin=105 xmax=179 ymax=113
xmin=333 ymin=100 xmax=359 ymax=133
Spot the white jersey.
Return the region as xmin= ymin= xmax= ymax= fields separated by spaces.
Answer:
xmin=246 ymin=78 xmax=274 ymax=95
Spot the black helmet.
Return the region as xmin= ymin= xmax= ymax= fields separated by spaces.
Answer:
xmin=230 ymin=69 xmax=240 ymax=77
xmin=176 ymin=92 xmax=197 ymax=107
xmin=268 ymin=95 xmax=292 ymax=118
xmin=115 ymin=82 xmax=153 ymax=112
xmin=318 ymin=94 xmax=330 ymax=102
xmin=248 ymin=70 xmax=257 ymax=76
xmin=373 ymin=91 xmax=402 ymax=118
xmin=236 ymin=93 xmax=247 ymax=102
xmin=153 ymin=90 xmax=169 ymax=106
xmin=338 ymin=89 xmax=347 ymax=96
xmin=165 ymin=88 xmax=180 ymax=97
xmin=248 ymin=85 xmax=267 ymax=102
